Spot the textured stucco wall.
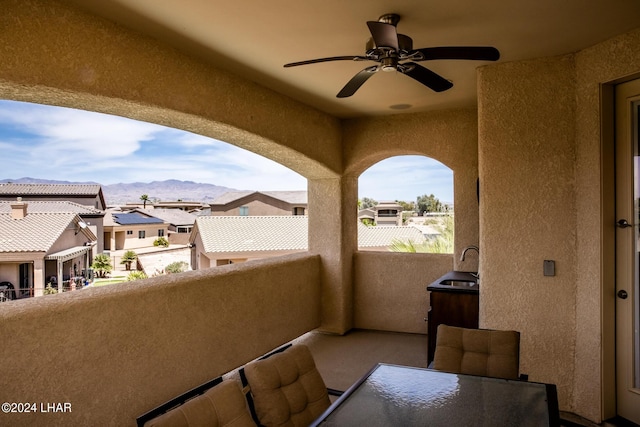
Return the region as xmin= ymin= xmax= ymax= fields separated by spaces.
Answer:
xmin=478 ymin=55 xmax=578 ymax=410
xmin=0 ymin=254 xmax=321 ymax=426
xmin=343 ymin=109 xmax=480 ymax=272
xmin=573 ymin=28 xmax=640 ymax=421
xmin=0 ymin=0 xmax=342 ymax=181
xmin=479 ymin=27 xmax=640 ymax=421
xmin=353 ymin=251 xmax=453 ymax=333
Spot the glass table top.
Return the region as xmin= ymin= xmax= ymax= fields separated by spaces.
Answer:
xmin=312 ymin=364 xmax=558 ymax=427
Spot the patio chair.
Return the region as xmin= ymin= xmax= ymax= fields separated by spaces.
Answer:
xmin=240 ymin=344 xmax=341 ymax=427
xmin=136 ymin=377 xmax=256 ymax=427
xmin=432 ymin=324 xmax=522 ymax=380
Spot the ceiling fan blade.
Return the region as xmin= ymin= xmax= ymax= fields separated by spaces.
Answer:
xmin=401 ymin=62 xmax=453 ymax=93
xmin=413 ymin=46 xmax=500 ymax=61
xmin=284 ymin=55 xmax=368 ymax=67
xmin=337 ymin=66 xmax=379 ymax=98
xmin=366 ymin=21 xmax=399 ymax=51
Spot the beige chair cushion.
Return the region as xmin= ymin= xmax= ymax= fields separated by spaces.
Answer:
xmin=243 ymin=344 xmax=330 ymax=427
xmin=433 ymin=324 xmax=520 ymax=380
xmin=144 ymin=380 xmax=256 ymax=427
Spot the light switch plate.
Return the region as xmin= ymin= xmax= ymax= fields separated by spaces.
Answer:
xmin=543 ymin=260 xmax=555 ymax=276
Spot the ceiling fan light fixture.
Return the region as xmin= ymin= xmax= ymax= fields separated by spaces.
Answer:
xmin=381 ymin=57 xmax=397 ymax=72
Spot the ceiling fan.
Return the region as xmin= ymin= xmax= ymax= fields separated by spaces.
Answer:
xmin=284 ymin=13 xmax=500 ymax=98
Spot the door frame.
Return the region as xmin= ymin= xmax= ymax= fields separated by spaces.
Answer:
xmin=602 ymin=74 xmax=640 ymax=421
xmin=602 ymin=81 xmax=617 ymax=420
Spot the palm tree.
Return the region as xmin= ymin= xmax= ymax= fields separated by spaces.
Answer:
xmin=140 ymin=194 xmax=149 ymax=208
xmin=91 ymin=254 xmax=113 ymax=278
xmin=120 ymin=250 xmax=137 ymax=271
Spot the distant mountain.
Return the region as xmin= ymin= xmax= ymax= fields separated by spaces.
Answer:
xmin=0 ymin=177 xmax=239 ymax=205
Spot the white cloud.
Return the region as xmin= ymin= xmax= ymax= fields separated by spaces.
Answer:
xmin=0 ymin=101 xmax=450 ymax=201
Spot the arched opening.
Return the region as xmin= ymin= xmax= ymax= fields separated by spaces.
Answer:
xmin=357 ymin=155 xmax=454 ymax=253
xmin=0 ymin=99 xmax=312 ymax=297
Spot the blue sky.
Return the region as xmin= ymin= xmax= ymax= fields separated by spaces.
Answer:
xmin=0 ymin=100 xmax=453 ymax=203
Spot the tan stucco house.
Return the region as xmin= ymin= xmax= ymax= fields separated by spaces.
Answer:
xmin=0 ymin=199 xmax=97 ymax=298
xmin=209 ymin=190 xmax=308 ymax=216
xmin=2 ymin=1 xmax=640 ymax=424
xmin=140 ymin=208 xmax=197 ymax=245
xmin=103 ymin=209 xmax=170 ymax=251
xmin=189 ymin=216 xmax=426 ymax=268
xmin=0 ymin=183 xmax=107 ymax=252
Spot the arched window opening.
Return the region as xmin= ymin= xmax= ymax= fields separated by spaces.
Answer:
xmin=357 ymin=155 xmax=453 ymax=253
xmin=0 ymin=100 xmax=308 ymax=300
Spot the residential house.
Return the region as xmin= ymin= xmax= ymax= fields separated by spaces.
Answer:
xmin=209 ymin=191 xmax=308 ymax=216
xmin=2 ymin=1 xmax=640 ymax=424
xmin=358 ymin=201 xmax=404 ymax=226
xmin=103 ymin=209 xmax=170 ymax=251
xmin=0 ymin=184 xmax=107 ymax=252
xmin=124 ymin=200 xmax=211 ymax=214
xmin=0 ymin=199 xmax=97 ymax=298
xmin=139 ymin=208 xmax=197 ymax=245
xmin=190 ymin=216 xmax=427 ymax=268
xmin=357 ymin=207 xmax=375 ymax=225
xmin=0 ymin=183 xmax=107 ymax=210
xmin=190 ymin=216 xmax=308 ymax=267
xmin=152 ymin=201 xmax=211 ymax=213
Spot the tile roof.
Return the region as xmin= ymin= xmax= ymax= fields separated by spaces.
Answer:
xmin=209 ymin=191 xmax=255 ymax=205
xmin=210 ymin=191 xmax=307 ymax=205
xmin=357 ymin=223 xmax=427 ymax=248
xmin=139 ymin=208 xmax=197 ymax=226
xmin=195 ymin=216 xmax=308 ymax=253
xmin=0 ymin=201 xmax=103 ymax=215
xmin=193 ymin=216 xmax=427 ymax=253
xmin=0 ymin=212 xmax=77 ymax=252
xmin=260 ymin=191 xmax=307 ymax=204
xmin=0 ymin=183 xmax=102 ymax=196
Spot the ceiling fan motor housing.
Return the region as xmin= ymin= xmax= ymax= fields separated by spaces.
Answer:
xmin=283 ymin=11 xmax=500 ymax=97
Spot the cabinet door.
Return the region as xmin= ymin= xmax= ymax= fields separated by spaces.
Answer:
xmin=428 ymin=291 xmax=479 ymax=362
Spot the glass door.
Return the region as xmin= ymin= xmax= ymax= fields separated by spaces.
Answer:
xmin=615 ymin=78 xmax=640 ymax=424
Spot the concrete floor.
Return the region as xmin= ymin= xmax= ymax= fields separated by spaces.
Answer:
xmin=297 ymin=329 xmax=428 ymax=392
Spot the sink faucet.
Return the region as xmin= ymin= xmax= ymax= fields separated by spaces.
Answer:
xmin=460 ymin=245 xmax=479 ymax=262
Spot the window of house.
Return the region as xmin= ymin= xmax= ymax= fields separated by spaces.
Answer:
xmin=177 ymin=226 xmax=192 ymax=233
xmin=138 ymin=230 xmax=145 ymax=239
xmin=239 ymin=206 xmax=249 ymax=216
xmin=127 ymin=230 xmax=133 ymax=235
xmin=158 ymin=229 xmax=164 ymax=237
xmin=358 ymin=155 xmax=454 ymax=254
xmin=293 ymin=207 xmax=305 ymax=215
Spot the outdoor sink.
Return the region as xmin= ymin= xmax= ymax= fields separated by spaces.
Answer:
xmin=427 ymin=271 xmax=479 ymax=293
xmin=439 ymin=279 xmax=477 ymax=288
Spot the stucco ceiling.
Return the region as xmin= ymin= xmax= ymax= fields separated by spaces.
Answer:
xmin=64 ymin=0 xmax=640 ymax=118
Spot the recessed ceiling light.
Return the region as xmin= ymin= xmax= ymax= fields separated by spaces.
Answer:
xmin=390 ymin=104 xmax=412 ymax=110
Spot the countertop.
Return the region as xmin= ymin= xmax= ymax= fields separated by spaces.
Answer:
xmin=427 ymin=270 xmax=479 ymax=294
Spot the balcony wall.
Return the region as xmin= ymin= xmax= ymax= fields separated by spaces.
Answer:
xmin=354 ymin=251 xmax=453 ymax=334
xmin=478 ymin=27 xmax=640 ymax=422
xmin=0 ymin=253 xmax=321 ymax=426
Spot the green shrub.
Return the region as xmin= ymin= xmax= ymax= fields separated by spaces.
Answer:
xmin=44 ymin=283 xmax=58 ymax=295
xmin=165 ymin=261 xmax=189 ymax=274
xmin=153 ymin=237 xmax=169 ymax=248
xmin=126 ymin=271 xmax=148 ymax=281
